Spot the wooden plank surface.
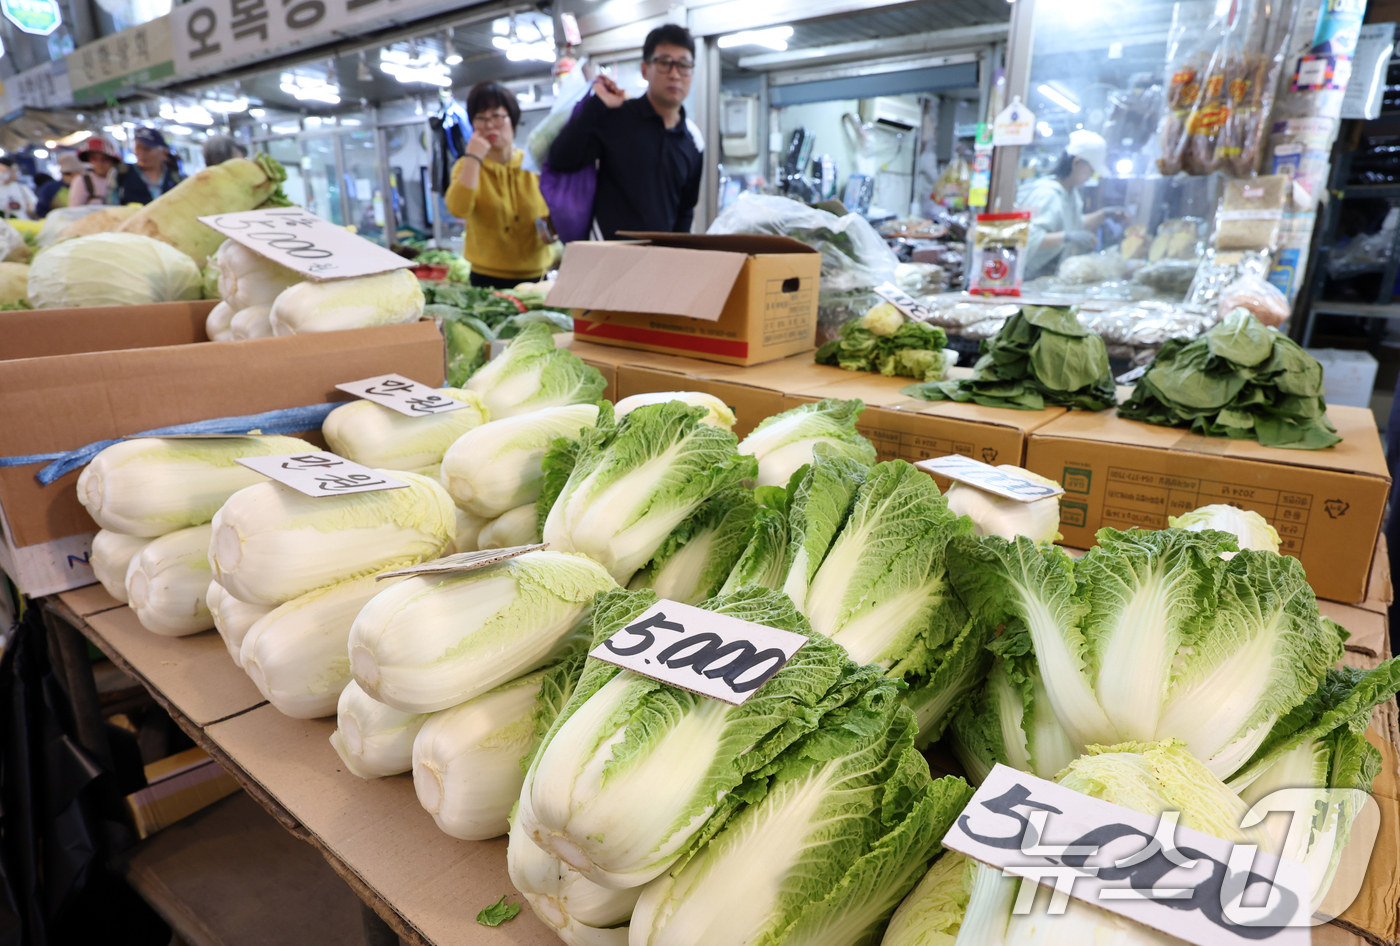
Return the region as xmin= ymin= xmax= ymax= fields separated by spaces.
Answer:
xmin=204 ymin=705 xmax=556 ymax=946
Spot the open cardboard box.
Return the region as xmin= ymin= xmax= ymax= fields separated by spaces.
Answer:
xmin=1025 ymin=406 xmax=1391 ymax=604
xmin=0 ymin=319 xmax=445 ymax=597
xmin=546 ymin=233 xmax=821 ymax=367
xmin=1 ymin=300 xmax=220 ymax=360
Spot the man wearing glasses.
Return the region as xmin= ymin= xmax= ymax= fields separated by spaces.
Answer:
xmin=549 ymin=24 xmax=704 ymax=240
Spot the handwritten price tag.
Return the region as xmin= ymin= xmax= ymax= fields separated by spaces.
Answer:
xmin=589 ymin=599 xmax=807 ymax=705
xmin=235 ymin=452 xmax=409 ymax=498
xmin=943 ymin=765 xmax=1313 ymax=945
xmin=336 ymin=374 xmax=468 ymax=418
xmin=196 ymin=208 xmax=415 ymax=280
xmin=915 ymin=455 xmax=1063 ymax=504
xmin=874 ymin=281 xmax=936 ymax=322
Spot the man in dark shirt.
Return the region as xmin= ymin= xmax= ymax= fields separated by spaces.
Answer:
xmin=548 ymin=24 xmax=704 ymax=239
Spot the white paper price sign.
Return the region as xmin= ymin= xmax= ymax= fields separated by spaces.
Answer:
xmin=589 ymin=599 xmax=807 ymax=705
xmin=915 ymin=455 xmax=1063 ymax=504
xmin=874 ymin=281 xmax=936 ymax=322
xmin=943 ymin=765 xmax=1312 ymax=945
xmin=196 ymin=208 xmax=415 ymax=280
xmin=235 ymin=452 xmax=409 ymax=497
xmin=336 ymin=374 xmax=468 ymax=418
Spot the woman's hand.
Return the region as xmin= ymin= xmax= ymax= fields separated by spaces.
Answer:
xmin=466 ymin=133 xmax=491 ymax=160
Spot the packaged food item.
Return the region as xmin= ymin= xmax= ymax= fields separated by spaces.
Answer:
xmin=969 ymin=211 xmax=1031 ymax=297
xmin=1146 ymin=218 xmax=1205 ymax=261
xmin=1216 ymin=273 xmax=1290 ymax=326
xmin=1214 ymin=174 xmax=1289 ymax=251
xmin=1273 ymin=0 xmax=1368 ymax=121
xmin=1158 ymin=0 xmax=1297 ymax=178
xmin=1186 ymin=249 xmax=1272 ymax=307
xmin=1266 ymin=117 xmax=1339 ymax=209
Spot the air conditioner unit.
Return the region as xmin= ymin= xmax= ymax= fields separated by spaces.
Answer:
xmin=859 ymin=96 xmax=921 ymax=130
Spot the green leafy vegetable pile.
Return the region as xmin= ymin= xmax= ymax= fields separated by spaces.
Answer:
xmin=1117 ymin=308 xmax=1341 ymax=449
xmin=420 ymin=282 xmax=572 ymax=386
xmin=903 ymin=304 xmax=1115 ymax=411
xmin=816 ymin=302 xmax=956 ymax=383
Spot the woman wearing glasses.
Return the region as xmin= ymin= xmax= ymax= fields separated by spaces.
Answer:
xmin=548 ymin=24 xmax=704 ymax=240
xmin=445 ymin=81 xmax=553 ymax=289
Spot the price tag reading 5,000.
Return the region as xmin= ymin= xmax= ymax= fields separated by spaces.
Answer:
xmin=197 ymin=208 xmax=416 ymax=281
xmin=589 ymin=599 xmax=808 ymax=705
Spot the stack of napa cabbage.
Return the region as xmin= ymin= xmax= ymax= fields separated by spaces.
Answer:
xmin=79 ymin=435 xmax=316 ymax=636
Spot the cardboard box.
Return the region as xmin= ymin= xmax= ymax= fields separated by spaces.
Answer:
xmin=125 ymin=746 xmax=240 ymax=839
xmin=1309 ymin=348 xmax=1380 ymax=409
xmin=547 ymin=233 xmax=821 ymax=367
xmin=783 ymin=372 xmax=1070 ymax=484
xmin=1 ymin=300 xmax=218 ymax=360
xmin=0 ymin=320 xmax=444 ymax=596
xmin=1026 ymin=406 xmax=1391 ymax=603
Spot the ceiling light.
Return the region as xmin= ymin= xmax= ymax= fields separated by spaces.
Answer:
xmin=33 ymin=149 xmax=47 ymax=158
xmin=340 ymin=118 xmax=362 ymax=126
xmin=249 ymin=108 xmax=266 ymax=118
xmin=272 ymin=122 xmax=300 ymax=134
xmin=280 ymin=73 xmax=341 ymax=105
xmin=1115 ymin=158 xmax=1134 ymax=174
xmin=1037 ymin=121 xmax=1053 ymax=137
xmin=159 ymin=101 xmax=213 ymax=125
xmin=166 ymin=125 xmax=193 ymax=136
xmin=305 ymin=115 xmax=322 ymax=126
xmin=717 ymin=26 xmax=792 ymax=50
xmin=203 ymin=96 xmax=248 ymax=114
xmin=492 ymin=35 xmax=510 ymax=49
xmin=1037 ymin=83 xmax=1080 ymax=113
xmin=43 ymin=139 xmax=56 ymax=147
xmin=445 ymin=52 xmax=462 ymax=65
xmin=59 ymin=130 xmax=92 ymax=145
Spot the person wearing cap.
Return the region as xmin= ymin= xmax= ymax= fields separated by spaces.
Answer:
xmin=113 ymin=126 xmax=181 ymax=205
xmin=0 ymin=157 xmax=35 ymax=220
xmin=1017 ymin=130 xmax=1125 ymax=279
xmin=70 ymin=134 xmax=119 ymax=206
xmin=34 ymin=151 xmax=87 ymax=216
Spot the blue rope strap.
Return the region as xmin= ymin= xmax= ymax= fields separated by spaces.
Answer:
xmin=0 ymin=402 xmax=338 ymax=485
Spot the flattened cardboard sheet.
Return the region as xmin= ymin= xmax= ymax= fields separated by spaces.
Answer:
xmin=83 ymin=607 xmax=265 ymax=726
xmin=205 ymin=705 xmax=560 ymax=945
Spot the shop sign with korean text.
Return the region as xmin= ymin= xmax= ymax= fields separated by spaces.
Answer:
xmin=171 ymin=0 xmax=457 ymax=79
xmin=67 ymin=17 xmax=174 ymax=101
xmin=197 ymin=208 xmax=414 ymax=280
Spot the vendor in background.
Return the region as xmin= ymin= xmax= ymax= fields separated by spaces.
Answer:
xmin=202 ymin=134 xmax=245 ymax=166
xmin=1018 ymin=130 xmax=1125 ymax=279
xmin=445 ymin=81 xmax=553 ymax=290
xmin=35 ymin=151 xmax=83 ymax=217
xmin=0 ymin=158 xmax=36 ymax=219
xmin=69 ymin=135 xmax=118 ymax=206
xmin=113 ymin=127 xmax=181 ymax=205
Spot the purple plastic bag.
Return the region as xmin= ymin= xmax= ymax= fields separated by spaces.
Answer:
xmin=538 ymin=95 xmax=596 ymax=243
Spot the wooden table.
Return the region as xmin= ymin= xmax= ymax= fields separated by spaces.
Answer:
xmin=39 ymin=583 xmax=1400 ymax=946
xmin=42 ymin=588 xmax=560 ymax=946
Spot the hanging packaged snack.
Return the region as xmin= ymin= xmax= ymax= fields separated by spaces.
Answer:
xmin=1214 ymin=174 xmax=1290 ymax=251
xmin=1157 ymin=0 xmax=1297 ymax=178
xmin=968 ymin=211 xmax=1031 ymax=297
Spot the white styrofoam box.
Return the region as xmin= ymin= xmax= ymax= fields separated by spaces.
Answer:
xmin=1307 ymin=347 xmax=1379 ymax=409
xmin=0 ymin=503 xmax=95 ymax=598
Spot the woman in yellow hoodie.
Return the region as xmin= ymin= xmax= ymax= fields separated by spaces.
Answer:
xmin=445 ymin=82 xmax=553 ymax=289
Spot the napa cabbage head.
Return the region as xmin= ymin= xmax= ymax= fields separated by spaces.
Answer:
xmin=441 ymin=404 xmax=601 ymax=518
xmin=28 ymin=232 xmax=203 ymax=308
xmin=1169 ymin=503 xmax=1281 ymax=555
xmin=466 ymin=323 xmax=607 ymax=419
xmin=627 ymin=488 xmax=757 ymax=605
xmin=541 ymin=401 xmax=756 ymax=584
xmin=947 ymin=529 xmax=1346 ymax=778
xmin=518 ymin=587 xmax=865 ymax=889
xmin=628 ymin=680 xmax=974 ymax=946
xmin=879 ymin=851 xmax=973 ymax=946
xmin=738 ymin=398 xmax=876 ymax=488
xmin=78 ymin=434 xmax=317 ymax=536
xmin=269 ymin=268 xmax=424 ymax=335
xmin=944 ymin=466 xmax=1062 ymax=545
xmin=321 ymin=388 xmax=488 ymax=471
xmin=348 ymin=550 xmax=615 ymax=713
xmin=215 ymin=238 xmax=301 ymax=310
xmin=614 ymin=391 xmax=735 ymax=430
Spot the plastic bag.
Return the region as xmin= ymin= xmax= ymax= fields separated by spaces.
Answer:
xmin=1058 ymin=250 xmax=1129 ymax=285
xmin=1157 ymin=0 xmax=1296 ymax=178
xmin=708 ymin=193 xmax=898 ymax=291
xmin=36 ymin=205 xmax=109 ymax=247
xmin=1216 ymin=273 xmax=1289 ymax=326
xmin=0 ymin=219 xmax=25 ymax=261
xmin=1186 ymin=249 xmax=1271 ymax=307
xmin=523 ymin=58 xmax=591 ymax=174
